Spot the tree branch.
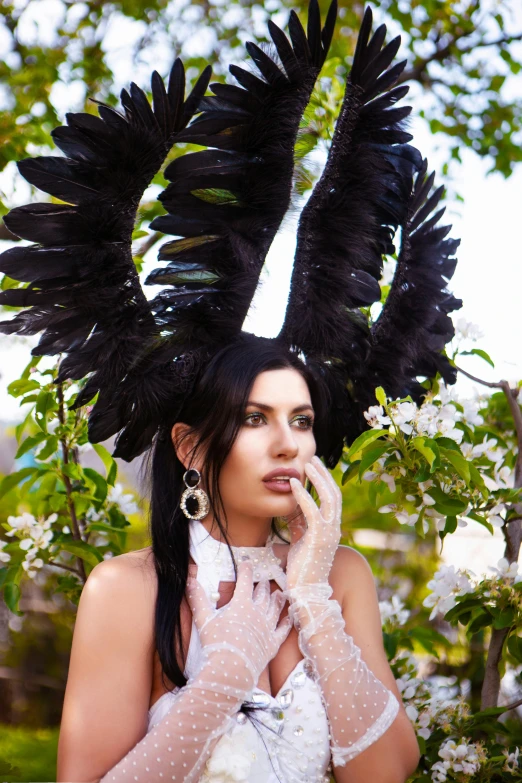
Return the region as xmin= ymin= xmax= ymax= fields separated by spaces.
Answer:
xmin=453 ymin=362 xmax=522 ymax=709
xmin=56 ymin=380 xmax=87 ymax=583
xmin=47 ymin=559 xmax=82 ymax=577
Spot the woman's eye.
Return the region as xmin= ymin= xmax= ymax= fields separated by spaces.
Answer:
xmin=296 ymin=415 xmax=314 ymax=429
xmin=245 ymin=413 xmax=264 ymax=426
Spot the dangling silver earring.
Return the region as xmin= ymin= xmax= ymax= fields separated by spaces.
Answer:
xmin=180 ymin=468 xmax=209 ymax=520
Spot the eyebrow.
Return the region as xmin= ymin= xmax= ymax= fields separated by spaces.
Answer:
xmin=246 ymin=401 xmax=315 ymax=414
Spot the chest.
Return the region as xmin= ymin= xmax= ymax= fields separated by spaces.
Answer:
xmin=149 ymin=575 xmax=302 ymax=709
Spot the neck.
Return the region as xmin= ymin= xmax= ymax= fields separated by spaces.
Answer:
xmin=199 ymin=513 xmax=274 ymax=548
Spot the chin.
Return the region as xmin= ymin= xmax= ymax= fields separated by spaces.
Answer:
xmin=263 ymin=497 xmax=298 ymax=515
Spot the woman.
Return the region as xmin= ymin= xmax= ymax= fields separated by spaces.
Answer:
xmin=0 ymin=0 xmax=461 ymax=780
xmin=56 ymin=337 xmax=421 ymax=782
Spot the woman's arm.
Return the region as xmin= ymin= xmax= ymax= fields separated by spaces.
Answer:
xmin=58 ymin=555 xmax=291 ymax=782
xmin=57 ymin=557 xmax=248 ymax=782
xmin=57 ymin=557 xmax=158 ymax=781
xmin=294 ymin=546 xmax=421 ymax=783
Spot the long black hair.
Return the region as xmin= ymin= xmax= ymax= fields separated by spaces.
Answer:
xmin=141 ymin=334 xmax=333 ymax=699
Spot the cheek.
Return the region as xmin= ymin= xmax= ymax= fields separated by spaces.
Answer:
xmin=218 ymin=432 xmax=265 ymax=497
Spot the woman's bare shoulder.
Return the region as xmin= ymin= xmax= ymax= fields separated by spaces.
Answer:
xmin=87 ymin=546 xmax=158 ymax=611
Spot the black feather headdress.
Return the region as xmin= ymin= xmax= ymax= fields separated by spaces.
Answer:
xmin=0 ymin=1 xmax=462 ymax=468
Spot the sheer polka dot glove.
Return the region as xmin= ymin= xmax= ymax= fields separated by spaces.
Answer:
xmin=284 ymin=457 xmax=400 ymax=768
xmin=99 ymin=559 xmax=292 ymax=783
xmin=186 ymin=556 xmax=293 ymax=692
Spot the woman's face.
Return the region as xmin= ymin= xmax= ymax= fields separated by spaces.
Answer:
xmin=218 ymin=367 xmax=317 ymax=521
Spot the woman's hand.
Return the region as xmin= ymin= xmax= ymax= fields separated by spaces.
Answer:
xmin=283 ymin=454 xmax=343 ymax=592
xmin=186 ymin=559 xmax=292 ymax=689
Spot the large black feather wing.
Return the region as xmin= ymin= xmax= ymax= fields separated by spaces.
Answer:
xmin=146 ymin=0 xmax=338 ymax=347
xmin=278 ymin=5 xmax=422 ymax=371
xmin=0 ymin=60 xmax=211 ymax=458
xmin=351 ymin=157 xmax=462 ymax=419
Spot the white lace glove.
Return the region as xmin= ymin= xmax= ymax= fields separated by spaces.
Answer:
xmin=100 ymin=558 xmax=292 ymax=783
xmin=284 ymin=455 xmax=400 ymax=767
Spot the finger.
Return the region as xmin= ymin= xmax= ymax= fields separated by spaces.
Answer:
xmin=253 ymin=578 xmax=271 ymax=606
xmin=284 ymin=509 xmax=307 ymax=546
xmin=304 ymin=461 xmax=336 ymax=523
xmin=267 ymin=588 xmax=286 ymax=624
xmin=312 ymin=455 xmax=343 ymax=515
xmin=288 ymin=476 xmax=322 ymax=527
xmin=274 ymin=615 xmax=293 ymax=646
xmin=186 ymin=577 xmax=214 ymax=629
xmin=232 ymin=558 xmax=254 ymax=606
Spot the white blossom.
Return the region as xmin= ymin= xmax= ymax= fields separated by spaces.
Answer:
xmin=379 ymin=595 xmax=410 ymax=627
xmin=454 ymin=318 xmax=484 ymax=342
xmin=22 ymin=556 xmax=45 ymax=579
xmin=431 ymin=738 xmax=482 ymax=782
xmin=460 ymin=399 xmax=484 ymax=427
xmin=489 ymin=557 xmax=519 ymax=581
xmin=363 ymin=404 xmax=391 ymax=429
xmin=503 ymin=746 xmax=520 ymax=773
xmin=107 ymin=484 xmax=138 ymax=516
xmin=0 ymin=540 xmax=11 ymax=564
xmin=422 ymin=565 xmax=475 ymax=621
xmin=395 ymin=510 xmax=419 ymax=527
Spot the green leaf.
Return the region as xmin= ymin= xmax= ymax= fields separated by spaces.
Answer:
xmin=36 ymin=435 xmax=59 ymax=461
xmin=346 ymin=430 xmax=387 ymax=460
xmin=425 ymin=487 xmax=468 ymax=515
xmin=34 ymin=389 xmax=56 ymax=430
xmin=60 ymin=540 xmax=104 ymax=566
xmin=439 ymin=448 xmax=471 ymax=483
xmin=15 ymin=408 xmax=34 ymax=442
xmin=0 ymin=467 xmax=39 ymax=499
xmin=434 ymin=437 xmax=461 ymax=452
xmin=2 ymin=565 xmax=23 ymax=615
xmin=374 ymin=386 xmax=387 ymax=406
xmin=62 ymin=463 xmax=82 ymax=481
xmin=4 ymin=582 xmax=22 ymax=615
xmin=468 ymin=610 xmax=493 ymax=634
xmin=7 ymin=378 xmax=41 ymax=398
xmin=341 ymin=460 xmax=360 ymax=485
xmin=443 ymin=515 xmax=458 ymax=535
xmin=83 ymin=468 xmax=108 ymax=504
xmin=14 ymin=432 xmax=47 ymax=459
xmin=507 ymin=635 xmax=522 ymax=663
xmin=468 ymin=462 xmax=487 ymax=492
xmin=92 ymin=443 xmax=118 ymax=486
xmin=492 ymin=607 xmax=515 ymax=630
xmin=191 ymin=188 xmax=243 ymax=206
xmin=466 ymin=510 xmax=494 ymax=535
xmin=358 ymin=442 xmax=391 ymax=480
xmin=411 ymin=437 xmax=437 ymax=469
xmin=444 ymin=597 xmax=482 ymax=623
xmin=460 ymin=348 xmax=495 ymax=368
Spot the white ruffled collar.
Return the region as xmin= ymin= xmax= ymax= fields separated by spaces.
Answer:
xmin=188 ymin=517 xmax=287 ymax=590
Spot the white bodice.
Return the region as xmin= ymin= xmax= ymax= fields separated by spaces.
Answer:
xmin=147 ymin=519 xmax=332 ymax=782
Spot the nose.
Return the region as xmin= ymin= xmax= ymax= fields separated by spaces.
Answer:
xmin=271 ymin=419 xmax=299 ymax=458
